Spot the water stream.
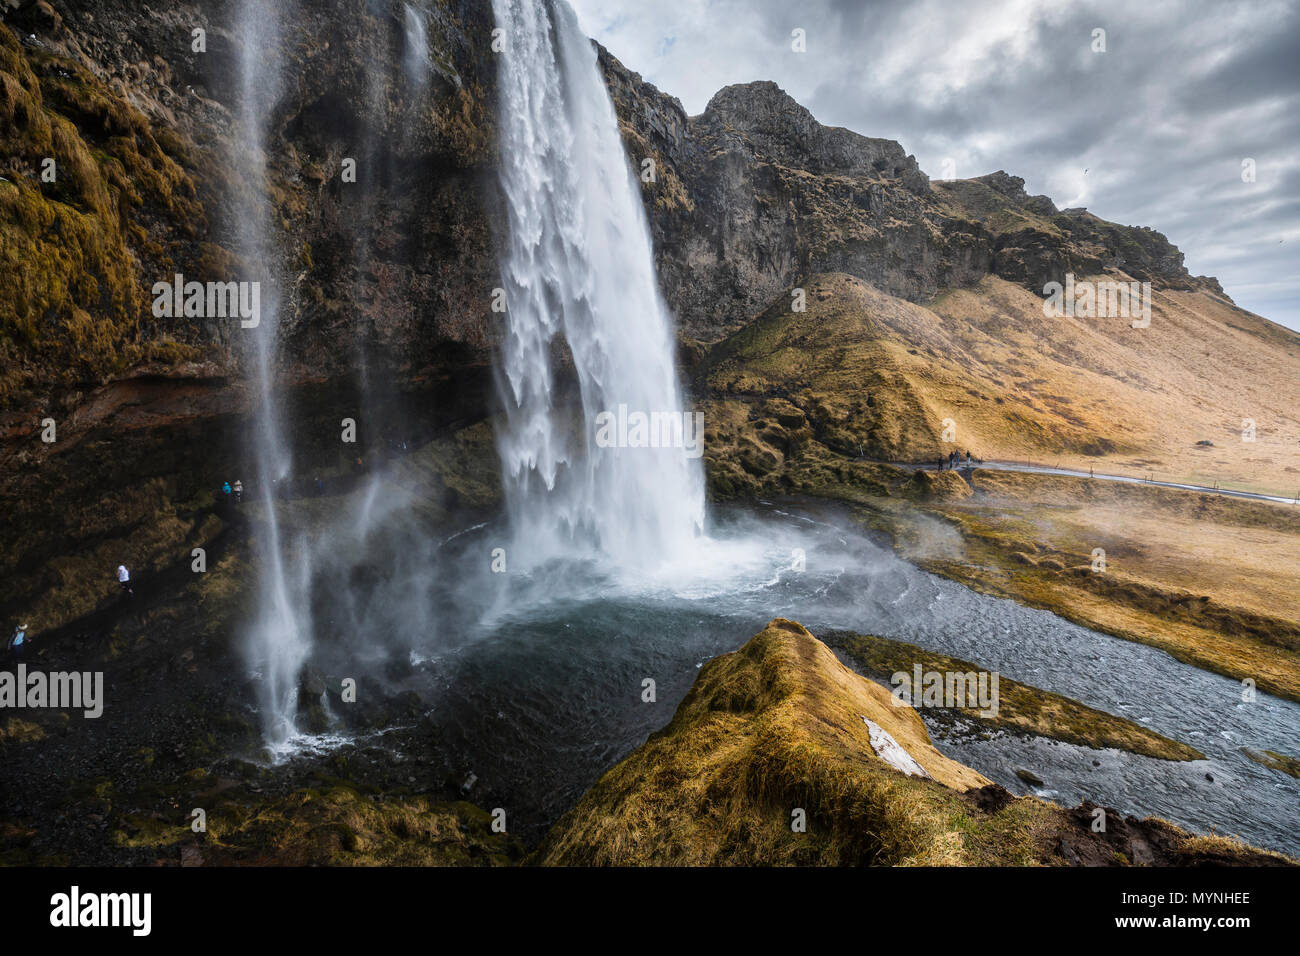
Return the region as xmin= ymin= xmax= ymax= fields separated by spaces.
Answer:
xmin=226 ymin=0 xmax=1299 ymax=858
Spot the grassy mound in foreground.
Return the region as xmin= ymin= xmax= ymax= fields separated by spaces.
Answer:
xmin=537 ymin=619 xmax=1032 ymax=865
xmin=534 ymin=620 xmax=1294 ymax=867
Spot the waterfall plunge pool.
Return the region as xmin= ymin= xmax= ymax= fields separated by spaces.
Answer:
xmin=275 ymin=498 xmax=1300 ymax=855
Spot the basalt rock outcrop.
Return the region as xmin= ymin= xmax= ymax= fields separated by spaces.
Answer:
xmin=599 ymin=49 xmax=1228 ymax=341
xmin=2 ymin=0 xmax=499 ymax=414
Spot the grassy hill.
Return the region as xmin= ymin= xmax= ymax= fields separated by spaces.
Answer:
xmin=701 ymin=271 xmax=1300 ymax=498
xmin=535 ymin=620 xmax=1292 ymax=867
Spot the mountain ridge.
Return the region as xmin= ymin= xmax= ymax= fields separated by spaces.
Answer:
xmin=597 ymin=47 xmax=1238 ymax=340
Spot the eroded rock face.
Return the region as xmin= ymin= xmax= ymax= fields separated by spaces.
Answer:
xmin=598 ymin=54 xmax=976 ymax=339
xmin=2 ymin=0 xmax=504 ymax=631
xmin=597 ymin=50 xmax=1226 ymax=342
xmin=2 ymin=0 xmax=500 ymax=416
xmin=4 ymin=2 xmax=1231 ymax=405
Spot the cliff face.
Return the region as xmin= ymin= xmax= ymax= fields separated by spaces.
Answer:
xmin=3 ymin=1 xmax=1240 ymax=411
xmin=598 ymin=47 xmax=1228 ymax=342
xmin=1 ymin=0 xmax=500 ymax=629
xmin=2 ymin=0 xmax=500 ymax=416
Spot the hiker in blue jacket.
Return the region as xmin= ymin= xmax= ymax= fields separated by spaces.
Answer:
xmin=7 ymin=623 xmax=28 ymax=662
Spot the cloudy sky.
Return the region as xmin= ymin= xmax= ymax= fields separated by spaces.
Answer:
xmin=569 ymin=0 xmax=1300 ymax=330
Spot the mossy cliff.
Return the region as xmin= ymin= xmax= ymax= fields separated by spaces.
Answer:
xmin=1 ymin=0 xmax=501 ymax=636
xmin=0 ymin=19 xmax=204 ymax=406
xmin=534 ymin=620 xmax=1293 ymax=867
xmin=2 ymin=0 xmax=501 ymax=415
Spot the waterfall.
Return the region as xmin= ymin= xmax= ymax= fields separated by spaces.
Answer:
xmin=489 ymin=0 xmax=705 ymax=572
xmin=403 ymin=2 xmax=432 ymax=88
xmin=235 ymin=0 xmax=311 ymax=751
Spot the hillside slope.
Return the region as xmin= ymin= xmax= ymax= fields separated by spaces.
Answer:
xmin=701 ymin=271 xmax=1300 ymax=497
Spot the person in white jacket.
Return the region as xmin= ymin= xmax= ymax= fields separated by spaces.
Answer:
xmin=116 ymin=564 xmax=134 ymax=598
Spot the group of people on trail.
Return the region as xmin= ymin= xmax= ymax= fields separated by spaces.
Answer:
xmin=221 ymin=479 xmax=244 ymax=504
xmin=7 ymin=562 xmax=136 ymax=662
xmin=937 ymin=450 xmax=975 ymax=471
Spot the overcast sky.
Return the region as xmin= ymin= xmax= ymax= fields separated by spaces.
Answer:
xmin=569 ymin=0 xmax=1300 ymax=331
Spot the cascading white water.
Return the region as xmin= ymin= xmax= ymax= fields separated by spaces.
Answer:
xmin=236 ymin=0 xmax=311 ymax=751
xmin=402 ymin=2 xmax=432 ymax=88
xmin=490 ymin=0 xmax=705 ymax=571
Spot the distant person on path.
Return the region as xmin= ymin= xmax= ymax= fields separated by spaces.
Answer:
xmin=314 ymin=476 xmax=323 ymax=496
xmin=116 ymin=564 xmax=134 ymax=599
xmin=233 ymin=479 xmax=243 ymax=503
xmin=222 ymin=480 xmax=232 ymax=499
xmin=7 ymin=623 xmax=28 ymax=662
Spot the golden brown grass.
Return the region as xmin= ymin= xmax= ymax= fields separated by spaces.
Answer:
xmin=1 ymin=24 xmax=204 ymax=405
xmin=704 ymin=270 xmax=1300 ymax=497
xmin=535 ymin=619 xmax=1065 ymax=866
xmin=534 ymin=621 xmax=1291 ymax=866
xmin=1242 ymin=749 xmax=1300 ymax=779
xmin=700 ymin=275 xmax=1300 ymax=703
xmin=0 ymin=718 xmax=46 ymax=744
xmin=113 ymin=784 xmax=518 ymax=866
